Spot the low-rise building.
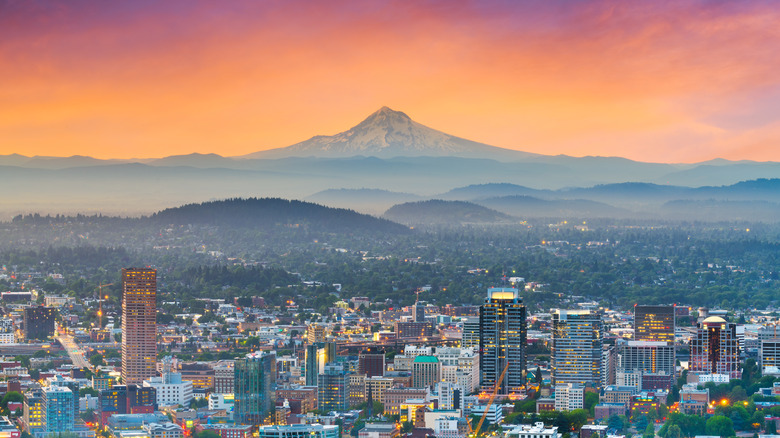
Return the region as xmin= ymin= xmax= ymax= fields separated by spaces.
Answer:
xmin=257 ymin=424 xmax=339 ymax=438
xmin=358 ymin=423 xmax=400 ymax=438
xmin=506 ymin=422 xmax=560 ymax=438
xmin=143 ymin=423 xmax=183 ymax=438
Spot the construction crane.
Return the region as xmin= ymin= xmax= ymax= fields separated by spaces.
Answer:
xmin=471 ymin=361 xmax=510 ymax=437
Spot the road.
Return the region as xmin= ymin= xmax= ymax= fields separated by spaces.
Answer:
xmin=56 ymin=332 xmax=93 ymax=371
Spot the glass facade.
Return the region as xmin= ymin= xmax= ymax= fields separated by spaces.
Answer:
xmin=234 ymin=351 xmax=277 ymax=425
xmin=552 ymin=309 xmax=603 ymax=385
xmin=479 ymin=288 xmax=527 ymax=393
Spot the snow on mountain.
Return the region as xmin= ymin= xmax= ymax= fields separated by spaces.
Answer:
xmin=242 ymin=106 xmax=537 ymax=159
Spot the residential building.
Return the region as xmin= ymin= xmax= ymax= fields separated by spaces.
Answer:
xmin=121 ymin=268 xmax=157 ymax=385
xmin=553 ymin=383 xmax=584 ymax=412
xmin=42 ymin=385 xmax=74 ymax=434
xmin=24 ymin=390 xmax=44 ymax=432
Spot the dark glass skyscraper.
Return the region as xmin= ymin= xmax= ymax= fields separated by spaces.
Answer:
xmin=235 ymin=352 xmax=277 ymax=425
xmin=552 ymin=309 xmax=603 ymax=385
xmin=479 ymin=288 xmax=527 ymax=393
xmin=317 ymin=363 xmax=348 ymax=413
xmin=23 ymin=305 xmax=57 ymax=341
xmin=634 ymin=305 xmax=675 ymax=343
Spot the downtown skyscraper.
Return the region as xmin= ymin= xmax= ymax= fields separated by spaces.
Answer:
xmin=552 ymin=309 xmax=603 ymax=386
xmin=479 ymin=287 xmax=527 ymax=394
xmin=235 ymin=351 xmax=277 ymax=425
xmin=634 ymin=305 xmax=675 ymax=343
xmin=121 ymin=268 xmax=157 ymax=385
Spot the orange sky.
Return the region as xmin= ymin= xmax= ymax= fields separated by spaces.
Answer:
xmin=2 ymin=0 xmax=780 ymax=163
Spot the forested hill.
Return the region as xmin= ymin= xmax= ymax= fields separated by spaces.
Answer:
xmin=149 ymin=198 xmax=409 ymax=234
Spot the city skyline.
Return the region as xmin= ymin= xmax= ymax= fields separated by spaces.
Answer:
xmin=2 ymin=1 xmax=780 ymax=162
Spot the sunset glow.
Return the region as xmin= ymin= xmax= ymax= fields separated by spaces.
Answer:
xmin=2 ymin=0 xmax=780 ymax=162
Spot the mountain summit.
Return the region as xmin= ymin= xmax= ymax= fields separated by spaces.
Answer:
xmin=243 ymin=107 xmax=535 ymax=159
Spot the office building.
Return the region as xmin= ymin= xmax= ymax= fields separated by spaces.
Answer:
xmin=552 ymin=310 xmax=603 ymax=385
xmin=461 ymin=318 xmax=480 ymax=349
xmin=617 ymin=341 xmax=675 ymax=375
xmin=179 ymin=363 xmax=215 ymax=390
xmin=305 ymin=342 xmax=336 ymax=386
xmin=234 ymin=351 xmax=277 ymax=425
xmin=413 ymin=301 xmax=426 ymax=323
xmin=213 ymin=361 xmax=235 ymax=394
xmin=412 ymin=356 xmax=440 ymax=389
xmin=23 ymin=306 xmax=57 ymax=341
xmin=689 ymin=316 xmax=740 ymax=378
xmin=358 ymin=349 xmax=386 ymax=377
xmin=479 ymin=288 xmax=527 ymax=393
xmin=758 ymin=326 xmax=780 ymax=376
xmin=317 ymin=364 xmax=348 ymax=413
xmin=394 ymin=322 xmax=433 ymax=339
xmin=98 ymin=385 xmax=157 ymax=426
xmin=633 ymin=305 xmax=675 ymax=344
xmin=143 ymin=423 xmax=184 ymax=438
xmin=359 ymin=423 xmax=400 ymax=438
xmin=42 ymin=385 xmax=74 ymax=433
xmin=143 ymin=367 xmax=194 ymax=407
xmin=121 ymin=268 xmax=157 ymax=385
xmin=258 ymin=424 xmax=339 ymax=438
xmin=306 ymin=324 xmax=325 ymax=344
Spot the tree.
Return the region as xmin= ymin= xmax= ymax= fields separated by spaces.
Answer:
xmin=705 ymin=416 xmax=735 ymax=438
xmin=89 ymin=353 xmax=105 ymax=367
xmin=190 ymin=398 xmax=209 ymax=409
xmin=79 ymin=387 xmax=99 ymax=397
xmin=643 ymin=424 xmax=654 ymax=438
xmin=193 ymin=431 xmax=220 ymax=438
xmin=584 ymin=392 xmax=599 ymax=415
xmin=664 ymin=425 xmax=682 ymax=438
xmin=80 ymin=408 xmax=95 ymax=423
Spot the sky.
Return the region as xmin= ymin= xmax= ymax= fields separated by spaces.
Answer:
xmin=2 ymin=0 xmax=780 ymax=163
